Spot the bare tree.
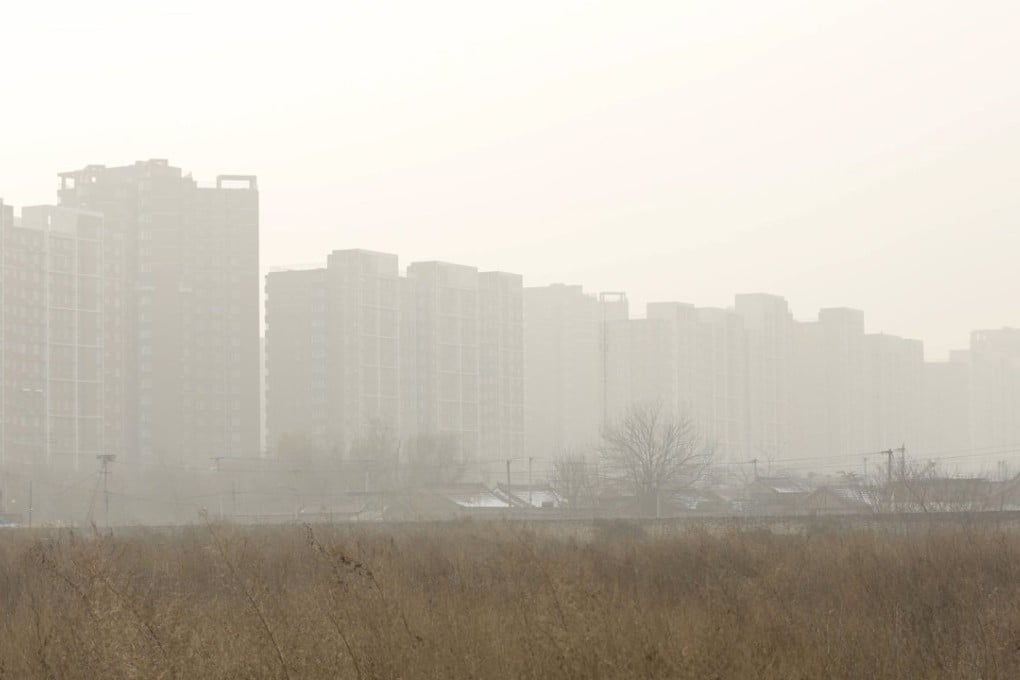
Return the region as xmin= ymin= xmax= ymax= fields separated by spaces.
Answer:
xmin=349 ymin=419 xmax=401 ymax=492
xmin=404 ymin=432 xmax=465 ymax=487
xmin=874 ymin=457 xmax=988 ymax=513
xmin=549 ymin=453 xmax=600 ymax=510
xmin=600 ymin=401 xmax=713 ymax=516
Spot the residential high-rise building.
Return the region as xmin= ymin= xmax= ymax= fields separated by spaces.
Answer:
xmin=523 ymin=284 xmax=601 ymax=458
xmin=692 ymin=307 xmax=748 ymax=463
xmin=1 ymin=203 xmax=106 ymax=469
xmin=790 ymin=308 xmax=866 ymax=463
xmin=862 ymin=333 xmax=924 ymax=453
xmin=969 ymin=328 xmax=1020 ymax=466
xmin=646 ymin=302 xmax=698 ymax=418
xmin=325 ymin=250 xmax=404 ymax=447
xmin=602 ymin=317 xmax=676 ymax=422
xmin=266 ymin=252 xmax=409 ymax=457
xmin=478 ymin=272 xmax=524 ymax=462
xmin=57 ymin=160 xmax=259 ymax=465
xmin=735 ymin=294 xmax=794 ymax=461
xmin=264 ymin=266 xmax=328 ymax=451
xmin=917 ymin=357 xmax=972 ymax=462
xmin=407 ymin=261 xmax=482 ymax=465
xmin=266 ymin=253 xmax=523 ymax=480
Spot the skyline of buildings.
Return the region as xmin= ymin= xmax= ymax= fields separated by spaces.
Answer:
xmin=523 ymin=285 xmax=1019 ymax=475
xmin=2 ymin=160 xmax=1018 ymax=481
xmin=2 ymin=160 xmax=260 ymax=470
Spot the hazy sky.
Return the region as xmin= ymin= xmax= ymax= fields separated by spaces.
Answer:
xmin=2 ymin=0 xmax=1017 ymax=359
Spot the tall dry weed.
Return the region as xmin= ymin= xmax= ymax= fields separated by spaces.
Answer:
xmin=1 ymin=520 xmax=1019 ymax=678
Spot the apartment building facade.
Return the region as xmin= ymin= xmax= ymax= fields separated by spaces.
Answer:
xmin=0 ymin=203 xmax=106 ymax=469
xmin=969 ymin=328 xmax=1020 ymax=465
xmin=523 ymin=284 xmax=602 ymax=458
xmin=56 ymin=160 xmax=260 ymax=465
xmin=266 ymin=253 xmax=523 ymax=478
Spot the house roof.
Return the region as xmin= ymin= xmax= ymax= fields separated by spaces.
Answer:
xmin=669 ymin=489 xmax=728 ymax=511
xmin=495 ymin=483 xmax=563 ymax=508
xmin=808 ymin=485 xmax=880 ymax=507
xmin=298 ymin=496 xmax=370 ymax=516
xmin=750 ymin=477 xmax=813 ymax=495
xmin=432 ymin=484 xmax=510 ymax=509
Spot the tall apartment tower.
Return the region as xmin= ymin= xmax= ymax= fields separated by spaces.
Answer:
xmin=602 ymin=317 xmax=676 ymax=421
xmin=862 ymin=333 xmax=924 ymax=453
xmin=407 ymin=262 xmax=482 ymax=465
xmin=647 ymin=303 xmax=748 ymax=463
xmin=694 ymin=307 xmax=748 ymax=463
xmin=790 ymin=308 xmax=866 ymax=462
xmin=646 ymin=302 xmax=698 ymax=418
xmin=264 ymin=266 xmax=329 ymax=451
xmin=57 ymin=160 xmax=259 ymax=465
xmin=478 ymin=272 xmax=524 ymax=462
xmin=406 ymin=262 xmax=524 ymax=471
xmin=266 ymin=250 xmax=406 ymax=457
xmin=735 ymin=294 xmax=794 ymax=461
xmin=267 ymin=254 xmax=522 ymax=478
xmin=523 ymin=284 xmax=601 ymax=458
xmin=969 ymin=328 xmax=1020 ymax=465
xmin=324 ymin=250 xmax=404 ymax=448
xmin=1 ymin=203 xmax=106 ymax=469
xmin=917 ymin=357 xmax=972 ymax=461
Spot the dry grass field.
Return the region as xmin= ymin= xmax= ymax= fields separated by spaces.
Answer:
xmin=2 ymin=519 xmax=1020 ymax=679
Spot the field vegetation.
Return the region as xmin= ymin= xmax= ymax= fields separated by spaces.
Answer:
xmin=2 ymin=519 xmax=1020 ymax=679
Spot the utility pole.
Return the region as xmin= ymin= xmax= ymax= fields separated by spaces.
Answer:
xmin=751 ymin=458 xmax=759 ymax=479
xmin=97 ymin=454 xmax=116 ymax=527
xmin=880 ymin=446 xmax=906 ymax=513
xmin=863 ymin=457 xmax=868 ymax=480
xmin=211 ymin=456 xmax=226 ymax=519
xmin=600 ymin=295 xmax=608 ymax=428
xmin=506 ymin=459 xmax=512 ymax=516
xmin=28 ymin=480 xmax=32 ymax=528
xmin=528 ymin=456 xmax=533 ymax=507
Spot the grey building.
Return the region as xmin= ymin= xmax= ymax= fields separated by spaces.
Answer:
xmin=266 ymin=253 xmax=523 ymax=481
xmin=790 ymin=308 xmax=867 ymax=463
xmin=1 ymin=203 xmax=106 ymax=469
xmin=969 ymin=328 xmax=1020 ymax=466
xmin=862 ymin=333 xmax=924 ymax=454
xmin=265 ymin=266 xmax=328 ymax=452
xmin=523 ymin=284 xmax=601 ymax=458
xmin=735 ymin=294 xmax=794 ymax=462
xmin=478 ymin=272 xmax=524 ymax=463
xmin=56 ymin=160 xmax=260 ymax=466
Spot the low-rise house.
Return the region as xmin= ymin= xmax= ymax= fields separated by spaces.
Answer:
xmin=0 ymin=513 xmax=22 ymax=528
xmin=298 ymin=496 xmax=376 ymax=522
xmin=801 ymin=486 xmax=880 ymax=515
xmin=666 ymin=488 xmax=732 ymax=515
xmin=495 ymin=483 xmax=563 ymax=509
xmin=383 ymin=484 xmax=511 ymax=521
xmin=885 ymin=477 xmax=993 ymax=513
xmin=984 ymin=474 xmax=1020 ymax=511
xmin=738 ymin=477 xmax=815 ymax=515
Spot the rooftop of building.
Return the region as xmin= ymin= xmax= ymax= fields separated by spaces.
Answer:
xmin=57 ymin=159 xmax=256 ymax=191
